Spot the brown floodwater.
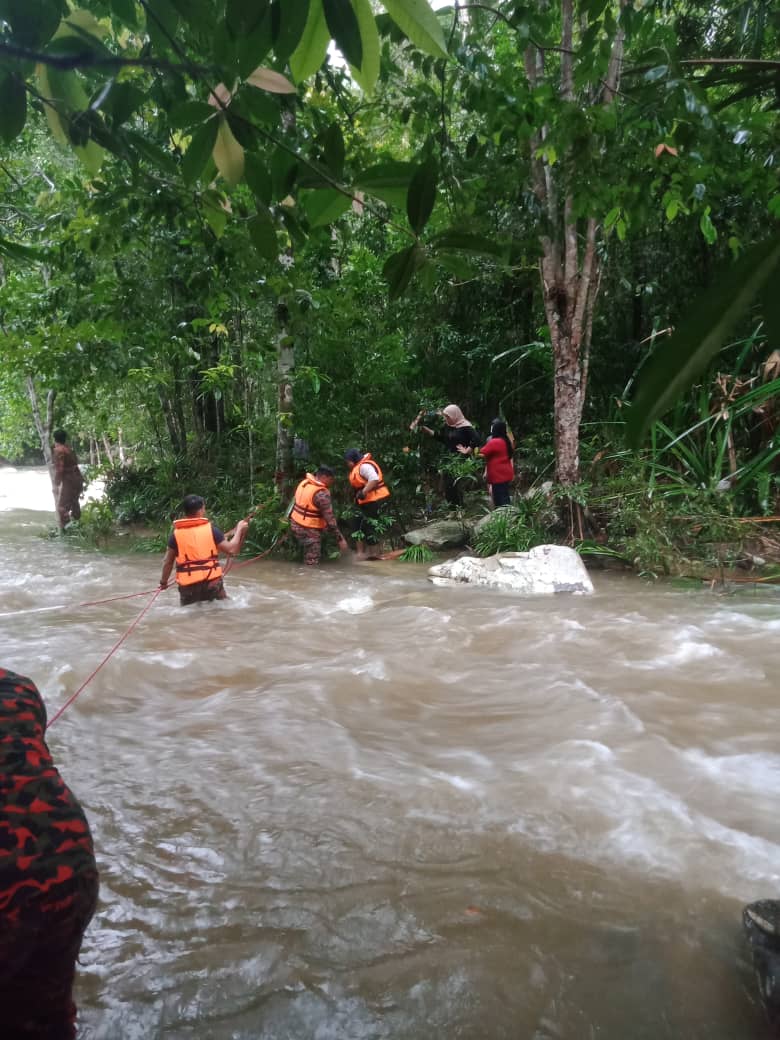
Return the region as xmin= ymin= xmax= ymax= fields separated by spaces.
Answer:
xmin=1 ymin=467 xmax=779 ymax=1039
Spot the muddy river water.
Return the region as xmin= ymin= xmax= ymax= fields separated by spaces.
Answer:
xmin=1 ymin=467 xmax=778 ymax=1038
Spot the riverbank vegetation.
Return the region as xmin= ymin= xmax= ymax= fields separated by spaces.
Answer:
xmin=1 ymin=0 xmax=778 ymax=577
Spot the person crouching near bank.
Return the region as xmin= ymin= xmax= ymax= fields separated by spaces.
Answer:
xmin=290 ymin=466 xmax=348 ymax=566
xmin=0 ymin=667 xmax=99 ymax=1040
xmin=159 ymin=494 xmax=249 ymax=605
xmin=344 ymin=448 xmax=391 ymax=560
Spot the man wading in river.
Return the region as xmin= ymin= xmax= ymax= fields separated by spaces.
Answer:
xmin=290 ymin=466 xmax=348 ymax=565
xmin=159 ymin=494 xmax=248 ymax=605
xmin=52 ymin=430 xmax=84 ymax=530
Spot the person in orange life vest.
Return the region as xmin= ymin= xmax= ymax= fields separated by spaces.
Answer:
xmin=159 ymin=494 xmax=249 ymax=605
xmin=0 ymin=667 xmax=99 ymax=1040
xmin=458 ymin=418 xmax=515 ymax=507
xmin=344 ymin=449 xmax=391 ymax=560
xmin=289 ymin=466 xmax=348 ymax=566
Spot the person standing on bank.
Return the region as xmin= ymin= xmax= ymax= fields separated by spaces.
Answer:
xmin=344 ymin=448 xmax=391 ymax=560
xmin=458 ymin=418 xmax=515 ymax=507
xmin=409 ymin=404 xmax=480 ymax=505
xmin=52 ymin=429 xmax=84 ymax=529
xmin=159 ymin=494 xmax=248 ymax=605
xmin=290 ymin=466 xmax=349 ymax=566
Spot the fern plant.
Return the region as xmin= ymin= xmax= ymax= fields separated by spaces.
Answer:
xmin=399 ymin=544 xmax=435 ymax=563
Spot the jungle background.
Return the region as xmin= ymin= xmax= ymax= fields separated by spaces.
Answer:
xmin=1 ymin=0 xmax=778 ymax=578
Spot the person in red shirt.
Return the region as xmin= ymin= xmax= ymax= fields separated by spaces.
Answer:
xmin=0 ymin=667 xmax=99 ymax=1039
xmin=458 ymin=418 xmax=515 ymax=507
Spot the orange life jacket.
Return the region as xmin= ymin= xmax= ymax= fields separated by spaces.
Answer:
xmin=348 ymin=453 xmax=390 ymax=504
xmin=291 ymin=475 xmax=328 ymax=529
xmin=173 ymin=516 xmax=223 ymax=586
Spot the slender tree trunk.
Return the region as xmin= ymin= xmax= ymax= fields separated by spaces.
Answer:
xmin=26 ymin=376 xmax=56 ymax=495
xmin=101 ymin=435 xmax=115 ymax=465
xmin=275 ymin=299 xmax=294 ymax=496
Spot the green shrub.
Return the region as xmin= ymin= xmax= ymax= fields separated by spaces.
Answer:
xmin=473 ymin=499 xmax=549 ymax=556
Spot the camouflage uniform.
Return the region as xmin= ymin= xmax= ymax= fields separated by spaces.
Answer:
xmin=291 ymin=488 xmax=340 ymax=565
xmin=0 ymin=669 xmax=99 ymax=1039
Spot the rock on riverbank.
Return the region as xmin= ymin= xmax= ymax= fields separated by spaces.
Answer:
xmin=428 ymin=544 xmax=594 ymax=595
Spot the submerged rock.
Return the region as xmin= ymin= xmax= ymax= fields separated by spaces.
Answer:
xmin=743 ymin=899 xmax=780 ymax=1032
xmin=404 ymin=520 xmax=469 ymax=550
xmin=428 ymin=544 xmax=594 ymax=595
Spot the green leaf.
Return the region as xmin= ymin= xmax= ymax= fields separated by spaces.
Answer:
xmin=275 ymin=0 xmax=310 ymax=61
xmin=406 ymin=156 xmax=437 ymax=234
xmin=169 ymin=99 xmax=214 ymax=129
xmin=236 ymin=8 xmax=274 ymax=75
xmin=248 ymin=207 xmax=278 ymax=259
xmin=431 ymin=229 xmax=505 ymax=258
xmin=626 ymin=234 xmax=780 ymax=448
xmin=203 ymin=191 xmax=229 ymax=238
xmin=290 ymin=0 xmax=330 ymax=82
xmin=226 ymin=0 xmax=268 ymax=37
xmin=604 ymin=206 xmax=620 ymax=231
xmin=125 ymin=130 xmax=177 ymax=174
xmin=383 ymin=242 xmax=426 ymax=300
xmin=109 ymin=0 xmax=138 ymax=28
xmin=244 ymin=154 xmax=273 ymax=204
xmin=144 ymin=0 xmax=179 ymax=54
xmin=437 ymin=253 xmax=473 ymax=279
xmin=322 ymin=123 xmax=345 ymax=178
xmin=382 ymin=0 xmax=448 ymax=60
xmin=323 ymin=0 xmax=362 ymax=69
xmin=102 ymin=82 xmax=146 ymax=126
xmin=0 ymin=72 xmax=27 ymax=144
xmin=349 ymin=0 xmax=380 ymax=95
xmin=0 ymin=0 xmax=61 ymax=47
xmin=181 ymin=118 xmax=218 ymax=183
xmin=699 ymin=207 xmax=717 ymax=245
xmin=301 ymin=188 xmax=351 ymax=227
xmin=271 ymin=147 xmax=299 ymax=199
xmin=355 ymin=160 xmax=416 ymax=209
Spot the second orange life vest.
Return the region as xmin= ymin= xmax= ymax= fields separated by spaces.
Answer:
xmin=348 ymin=453 xmax=390 ymax=504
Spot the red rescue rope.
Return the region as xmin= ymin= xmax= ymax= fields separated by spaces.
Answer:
xmin=46 ymin=587 xmax=164 ymax=729
xmin=223 ymin=532 xmax=288 ymax=575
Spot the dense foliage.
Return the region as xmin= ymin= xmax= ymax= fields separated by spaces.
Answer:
xmin=0 ymin=0 xmax=778 ymax=570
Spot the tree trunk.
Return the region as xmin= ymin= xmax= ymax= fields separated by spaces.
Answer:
xmin=101 ymin=434 xmax=115 ymax=465
xmin=551 ymin=331 xmax=583 ymax=486
xmin=26 ymin=376 xmax=56 ymax=495
xmin=274 ymin=299 xmax=294 ymax=497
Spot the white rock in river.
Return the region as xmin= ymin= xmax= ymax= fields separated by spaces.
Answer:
xmin=428 ymin=544 xmax=594 ymax=595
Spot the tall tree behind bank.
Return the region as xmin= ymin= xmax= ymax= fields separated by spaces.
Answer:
xmin=524 ymin=0 xmax=625 ymax=487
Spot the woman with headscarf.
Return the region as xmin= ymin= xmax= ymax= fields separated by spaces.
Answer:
xmin=457 ymin=417 xmax=515 ymax=507
xmin=410 ymin=404 xmax=481 ymax=505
